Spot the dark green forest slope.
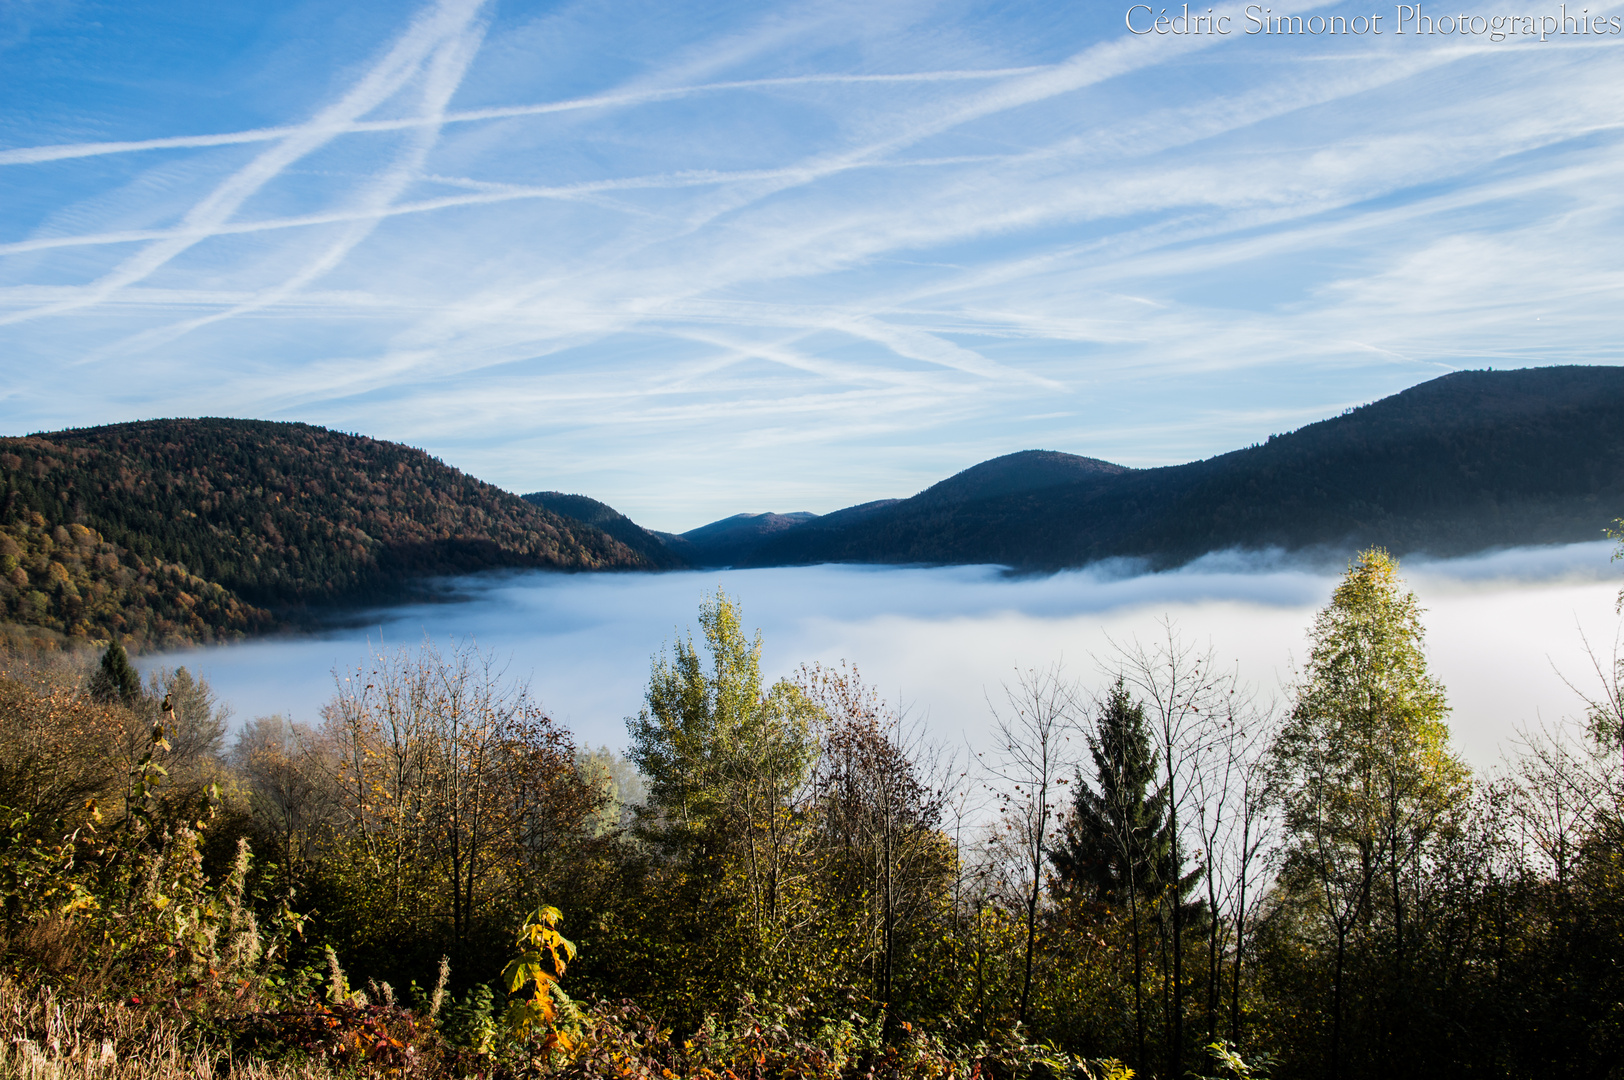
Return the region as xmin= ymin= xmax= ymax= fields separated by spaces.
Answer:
xmin=741 ymin=367 xmax=1624 ymax=569
xmin=521 ymin=490 xmax=688 ymax=569
xmin=655 ymin=510 xmax=821 ymax=566
xmin=0 ymin=419 xmax=653 ymax=647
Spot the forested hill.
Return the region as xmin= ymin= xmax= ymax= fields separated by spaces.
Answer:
xmin=0 ymin=419 xmax=654 ymax=648
xmin=738 ymin=366 xmax=1624 ymax=569
xmin=655 ymin=511 xmax=822 ymax=566
xmin=5 ymin=367 xmax=1618 ymax=646
xmin=521 ymin=490 xmax=688 ymax=569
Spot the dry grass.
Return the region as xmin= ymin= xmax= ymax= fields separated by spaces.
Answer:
xmin=0 ymin=979 xmax=340 ymax=1080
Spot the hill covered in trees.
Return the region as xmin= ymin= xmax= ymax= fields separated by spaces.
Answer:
xmin=704 ymin=367 xmax=1624 ymax=569
xmin=520 ymin=490 xmax=688 ymax=569
xmin=5 ymin=366 xmax=1620 ymax=648
xmin=0 ymin=419 xmax=655 ymax=648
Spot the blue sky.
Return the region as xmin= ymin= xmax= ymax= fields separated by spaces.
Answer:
xmin=3 ymin=0 xmax=1622 ymax=531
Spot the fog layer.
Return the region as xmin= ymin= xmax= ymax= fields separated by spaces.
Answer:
xmin=143 ymin=543 xmax=1624 ymax=767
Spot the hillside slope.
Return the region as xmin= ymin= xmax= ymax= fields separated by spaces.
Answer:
xmin=743 ymin=367 xmax=1624 ymax=569
xmin=5 ymin=366 xmax=1615 ymax=646
xmin=656 ymin=511 xmax=820 ymax=566
xmin=1 ymin=419 xmax=653 ymax=648
xmin=521 ymin=491 xmax=689 ymax=569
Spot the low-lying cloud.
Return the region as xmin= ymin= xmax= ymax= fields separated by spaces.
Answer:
xmin=144 ymin=542 xmax=1624 ymax=770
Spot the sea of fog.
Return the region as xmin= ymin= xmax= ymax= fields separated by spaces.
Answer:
xmin=140 ymin=543 xmax=1624 ymax=770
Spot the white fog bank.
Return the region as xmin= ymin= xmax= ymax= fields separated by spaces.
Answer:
xmin=142 ymin=543 xmax=1624 ymax=769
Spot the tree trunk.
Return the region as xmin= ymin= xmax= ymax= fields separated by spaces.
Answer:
xmin=1331 ymin=924 xmax=1347 ymax=1080
xmin=1130 ymin=879 xmax=1147 ymax=1072
xmin=1168 ymin=795 xmax=1184 ymax=1077
xmin=1206 ymin=887 xmax=1221 ymax=1042
xmin=1229 ymin=839 xmax=1247 ymax=1044
xmin=1019 ymin=864 xmax=1040 ymax=1025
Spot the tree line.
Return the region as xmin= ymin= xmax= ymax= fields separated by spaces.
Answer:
xmin=0 ymin=549 xmax=1619 ymax=1078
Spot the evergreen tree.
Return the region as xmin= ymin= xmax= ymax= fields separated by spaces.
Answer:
xmin=88 ymin=640 xmax=142 ymax=706
xmin=1051 ymin=678 xmax=1171 ymax=905
xmin=1051 ymin=677 xmax=1188 ymax=1071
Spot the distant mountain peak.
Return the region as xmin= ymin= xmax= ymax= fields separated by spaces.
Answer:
xmin=913 ymin=449 xmax=1131 ymax=505
xmin=678 ymin=511 xmax=819 ymax=543
xmin=731 ymin=366 xmax=1624 ymax=570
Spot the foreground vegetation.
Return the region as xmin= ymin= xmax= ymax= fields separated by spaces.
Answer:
xmin=0 ymin=550 xmax=1619 ymax=1079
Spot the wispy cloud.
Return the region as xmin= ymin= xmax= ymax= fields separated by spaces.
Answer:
xmin=0 ymin=68 xmax=1049 ymax=168
xmin=2 ymin=0 xmax=1622 ymax=525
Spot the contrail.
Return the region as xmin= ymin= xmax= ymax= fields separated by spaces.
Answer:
xmin=0 ymin=68 xmax=1046 ymax=168
xmin=0 ymin=0 xmax=489 ymax=328
xmin=0 ymin=166 xmax=866 ymax=258
xmin=85 ymin=15 xmax=490 ymax=361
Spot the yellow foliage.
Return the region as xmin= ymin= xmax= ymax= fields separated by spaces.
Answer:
xmin=500 ymin=904 xmax=578 ymax=1045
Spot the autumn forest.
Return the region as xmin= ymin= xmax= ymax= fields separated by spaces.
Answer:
xmin=0 ymin=548 xmax=1620 ymax=1080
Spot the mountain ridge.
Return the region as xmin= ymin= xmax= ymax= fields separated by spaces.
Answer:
xmin=4 ymin=366 xmax=1619 ymax=649
xmin=1 ymin=419 xmax=653 ymax=649
xmin=728 ymin=366 xmax=1624 ymax=569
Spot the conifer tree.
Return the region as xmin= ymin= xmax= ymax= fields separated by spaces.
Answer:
xmin=1051 ymin=677 xmax=1180 ymax=1071
xmin=1052 ymin=678 xmax=1171 ymax=905
xmin=88 ymin=640 xmax=142 ymax=707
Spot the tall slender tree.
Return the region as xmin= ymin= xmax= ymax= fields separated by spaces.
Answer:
xmin=1109 ymin=621 xmax=1228 ymax=1078
xmin=982 ymin=664 xmax=1075 ymax=1027
xmin=1272 ymin=548 xmax=1470 ymax=1078
xmin=627 ymin=590 xmax=818 ymax=945
xmin=803 ymin=661 xmax=945 ymax=1020
xmin=1051 ymin=678 xmax=1170 ymax=1069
